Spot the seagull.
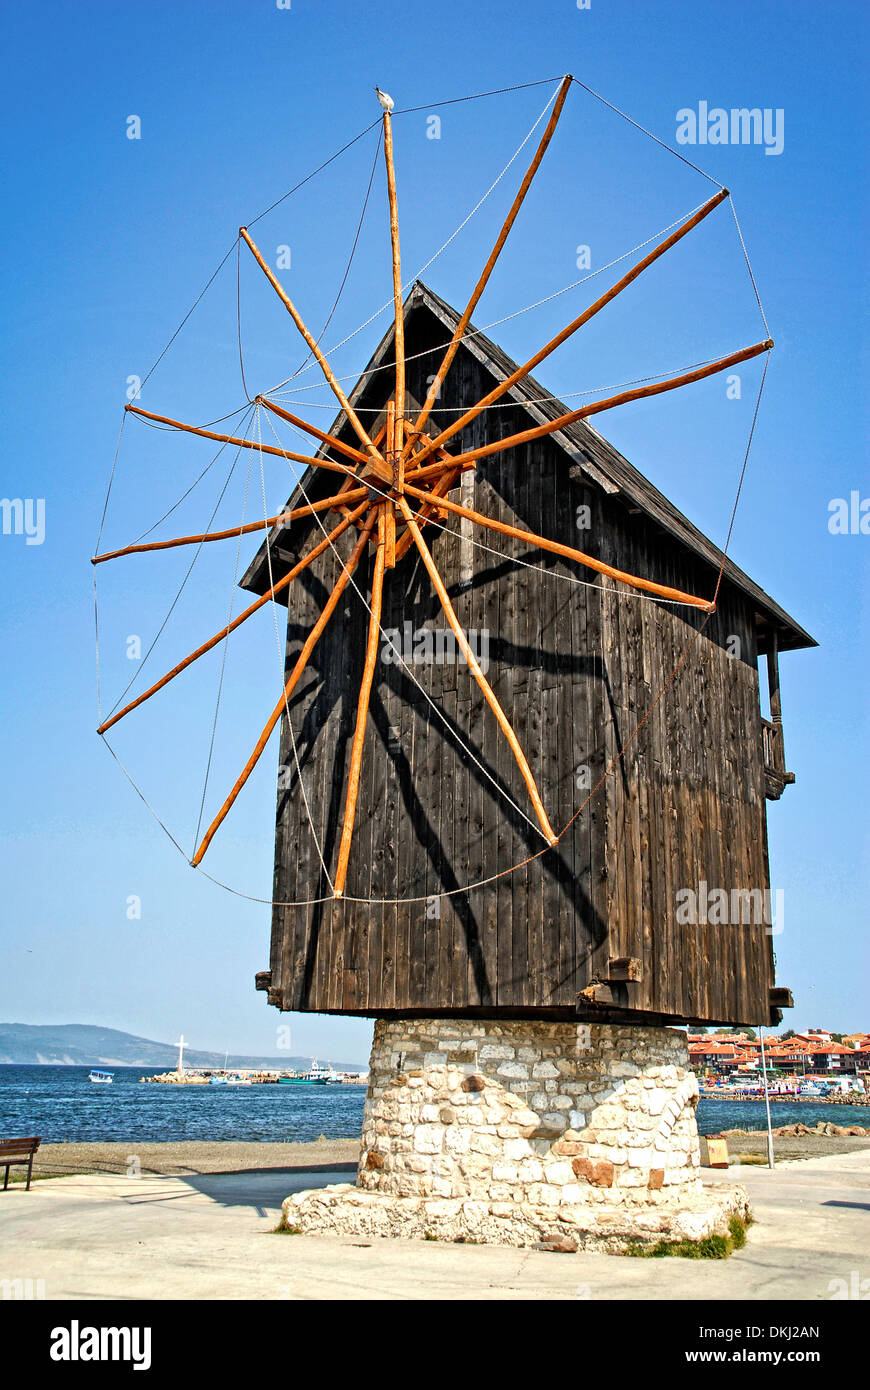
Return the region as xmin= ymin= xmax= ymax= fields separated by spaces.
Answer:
xmin=375 ymin=87 xmax=394 ymax=113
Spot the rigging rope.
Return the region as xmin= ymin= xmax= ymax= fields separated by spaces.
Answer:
xmin=568 ymin=75 xmax=724 ymax=188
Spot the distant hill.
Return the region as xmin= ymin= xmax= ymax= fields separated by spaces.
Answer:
xmin=0 ymin=1023 xmax=365 ymax=1072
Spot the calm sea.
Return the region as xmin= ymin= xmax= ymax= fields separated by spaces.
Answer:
xmin=1 ymin=1067 xmax=868 ymax=1144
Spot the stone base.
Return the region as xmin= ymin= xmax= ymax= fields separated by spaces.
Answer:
xmin=281 ymin=1017 xmax=750 ymax=1251
xmin=281 ymin=1180 xmax=749 ymax=1254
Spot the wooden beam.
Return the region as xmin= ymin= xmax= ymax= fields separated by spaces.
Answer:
xmin=124 ymin=404 xmax=351 ymax=476
xmin=192 ymin=511 xmax=376 ymax=865
xmin=257 ymin=397 xmax=370 ymax=467
xmin=402 ymin=482 xmax=713 ymax=610
xmin=382 ymin=111 xmax=405 ymax=437
xmin=766 ymin=629 xmax=787 ymax=773
xmin=97 ymin=501 xmax=370 ymax=734
xmin=392 ymin=421 xmax=460 ymax=562
xmin=393 ymin=466 xmax=461 ymax=563
xmin=403 ymin=75 xmax=572 ymax=454
xmin=238 ymin=227 xmax=388 ymax=477
xmin=407 ymin=187 xmax=730 ymax=468
xmin=398 ymin=495 xmax=558 ymax=846
xmin=606 ymin=956 xmax=642 ymax=983
xmin=406 ymin=340 xmax=773 ymax=481
xmin=769 ymin=986 xmax=794 ymax=1009
xmin=92 ymin=487 xmax=369 ymax=564
xmin=333 ymin=505 xmax=388 ymax=897
xmin=383 ymin=400 xmax=396 ymax=567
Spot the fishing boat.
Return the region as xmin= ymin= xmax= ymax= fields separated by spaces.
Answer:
xmin=279 ymin=1061 xmax=329 ymax=1086
xmin=88 ymin=1069 xmax=114 ymax=1084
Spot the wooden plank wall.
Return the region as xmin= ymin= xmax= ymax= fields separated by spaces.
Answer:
xmin=269 ymin=313 xmax=774 ymax=1023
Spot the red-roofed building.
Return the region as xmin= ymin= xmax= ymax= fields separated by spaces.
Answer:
xmin=765 ymin=1039 xmax=863 ymax=1074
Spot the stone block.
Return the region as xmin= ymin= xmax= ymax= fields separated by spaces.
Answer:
xmin=413 ymin=1125 xmax=444 ymax=1155
xmin=572 ymin=1157 xmax=614 ymax=1187
xmin=496 ymin=1061 xmax=530 ymax=1080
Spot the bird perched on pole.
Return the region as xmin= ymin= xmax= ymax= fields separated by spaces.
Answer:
xmin=375 ymin=86 xmax=394 ymax=112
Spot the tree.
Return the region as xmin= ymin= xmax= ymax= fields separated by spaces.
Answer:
xmin=780 ymin=1029 xmax=796 ymax=1042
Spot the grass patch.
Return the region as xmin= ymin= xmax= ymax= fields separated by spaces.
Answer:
xmin=272 ymin=1217 xmax=302 ymax=1235
xmin=734 ymin=1153 xmax=768 ymax=1165
xmin=623 ymin=1212 xmax=752 ymax=1260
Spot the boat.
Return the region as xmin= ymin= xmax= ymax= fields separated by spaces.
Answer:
xmin=278 ymin=1057 xmax=331 ymax=1086
xmin=88 ymin=1069 xmax=114 ymax=1084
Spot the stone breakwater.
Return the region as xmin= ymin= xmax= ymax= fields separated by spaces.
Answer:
xmin=729 ymin=1121 xmax=868 ymax=1139
xmin=282 ymin=1019 xmax=747 ymax=1251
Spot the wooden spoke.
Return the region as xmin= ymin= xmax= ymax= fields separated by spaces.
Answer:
xmin=383 ymin=400 xmax=396 ymax=567
xmin=238 ymin=227 xmax=390 ymax=479
xmin=382 ymin=111 xmax=405 ymax=439
xmin=333 ymin=505 xmax=389 ymax=897
xmin=393 ymin=421 xmax=462 ymax=561
xmin=257 ymin=397 xmax=370 ymax=468
xmin=404 ymin=339 xmax=773 ymax=483
xmin=403 ymin=75 xmax=572 ymax=456
xmin=402 ymin=483 xmax=713 ymax=610
xmin=97 ymin=502 xmax=371 ymax=735
xmin=124 ymin=405 xmax=353 ymax=476
xmin=92 ymin=487 xmax=369 ymax=564
xmin=192 ymin=511 xmax=377 ymax=866
xmin=397 ymin=496 xmax=558 ymax=846
xmin=408 ymin=188 xmax=730 ymax=468
xmin=393 ymin=466 xmax=461 ymax=563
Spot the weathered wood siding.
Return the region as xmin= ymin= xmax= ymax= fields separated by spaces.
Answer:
xmin=267 ymin=311 xmax=774 ymax=1024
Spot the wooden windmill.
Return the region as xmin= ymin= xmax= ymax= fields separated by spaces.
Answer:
xmin=94 ymin=77 xmax=813 ymax=1030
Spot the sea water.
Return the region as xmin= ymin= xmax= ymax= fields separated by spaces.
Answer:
xmin=1 ymin=1066 xmax=867 ymax=1144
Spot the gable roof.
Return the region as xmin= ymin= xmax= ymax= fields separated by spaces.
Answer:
xmin=241 ymin=281 xmax=815 ymax=652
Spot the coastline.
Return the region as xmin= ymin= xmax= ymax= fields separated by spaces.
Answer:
xmin=23 ymin=1129 xmax=870 ymax=1181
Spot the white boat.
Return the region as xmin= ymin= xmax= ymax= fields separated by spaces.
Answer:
xmin=88 ymin=1069 xmax=114 ymax=1084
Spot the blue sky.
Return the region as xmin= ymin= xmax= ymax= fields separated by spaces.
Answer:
xmin=0 ymin=0 xmax=866 ymax=1064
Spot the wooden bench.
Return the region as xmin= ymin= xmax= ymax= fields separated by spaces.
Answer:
xmin=0 ymin=1137 xmax=42 ymax=1191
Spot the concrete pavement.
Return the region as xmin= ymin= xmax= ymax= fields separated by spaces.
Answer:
xmin=0 ymin=1152 xmax=867 ymax=1300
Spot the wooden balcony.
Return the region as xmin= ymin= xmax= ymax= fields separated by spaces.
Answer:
xmin=762 ymin=717 xmax=795 ymax=800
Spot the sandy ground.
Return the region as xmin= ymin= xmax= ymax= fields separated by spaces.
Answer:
xmin=8 ymin=1129 xmax=866 ymax=1183
xmin=715 ymin=1130 xmax=870 ymax=1163
xmin=29 ymin=1138 xmax=361 ymax=1179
